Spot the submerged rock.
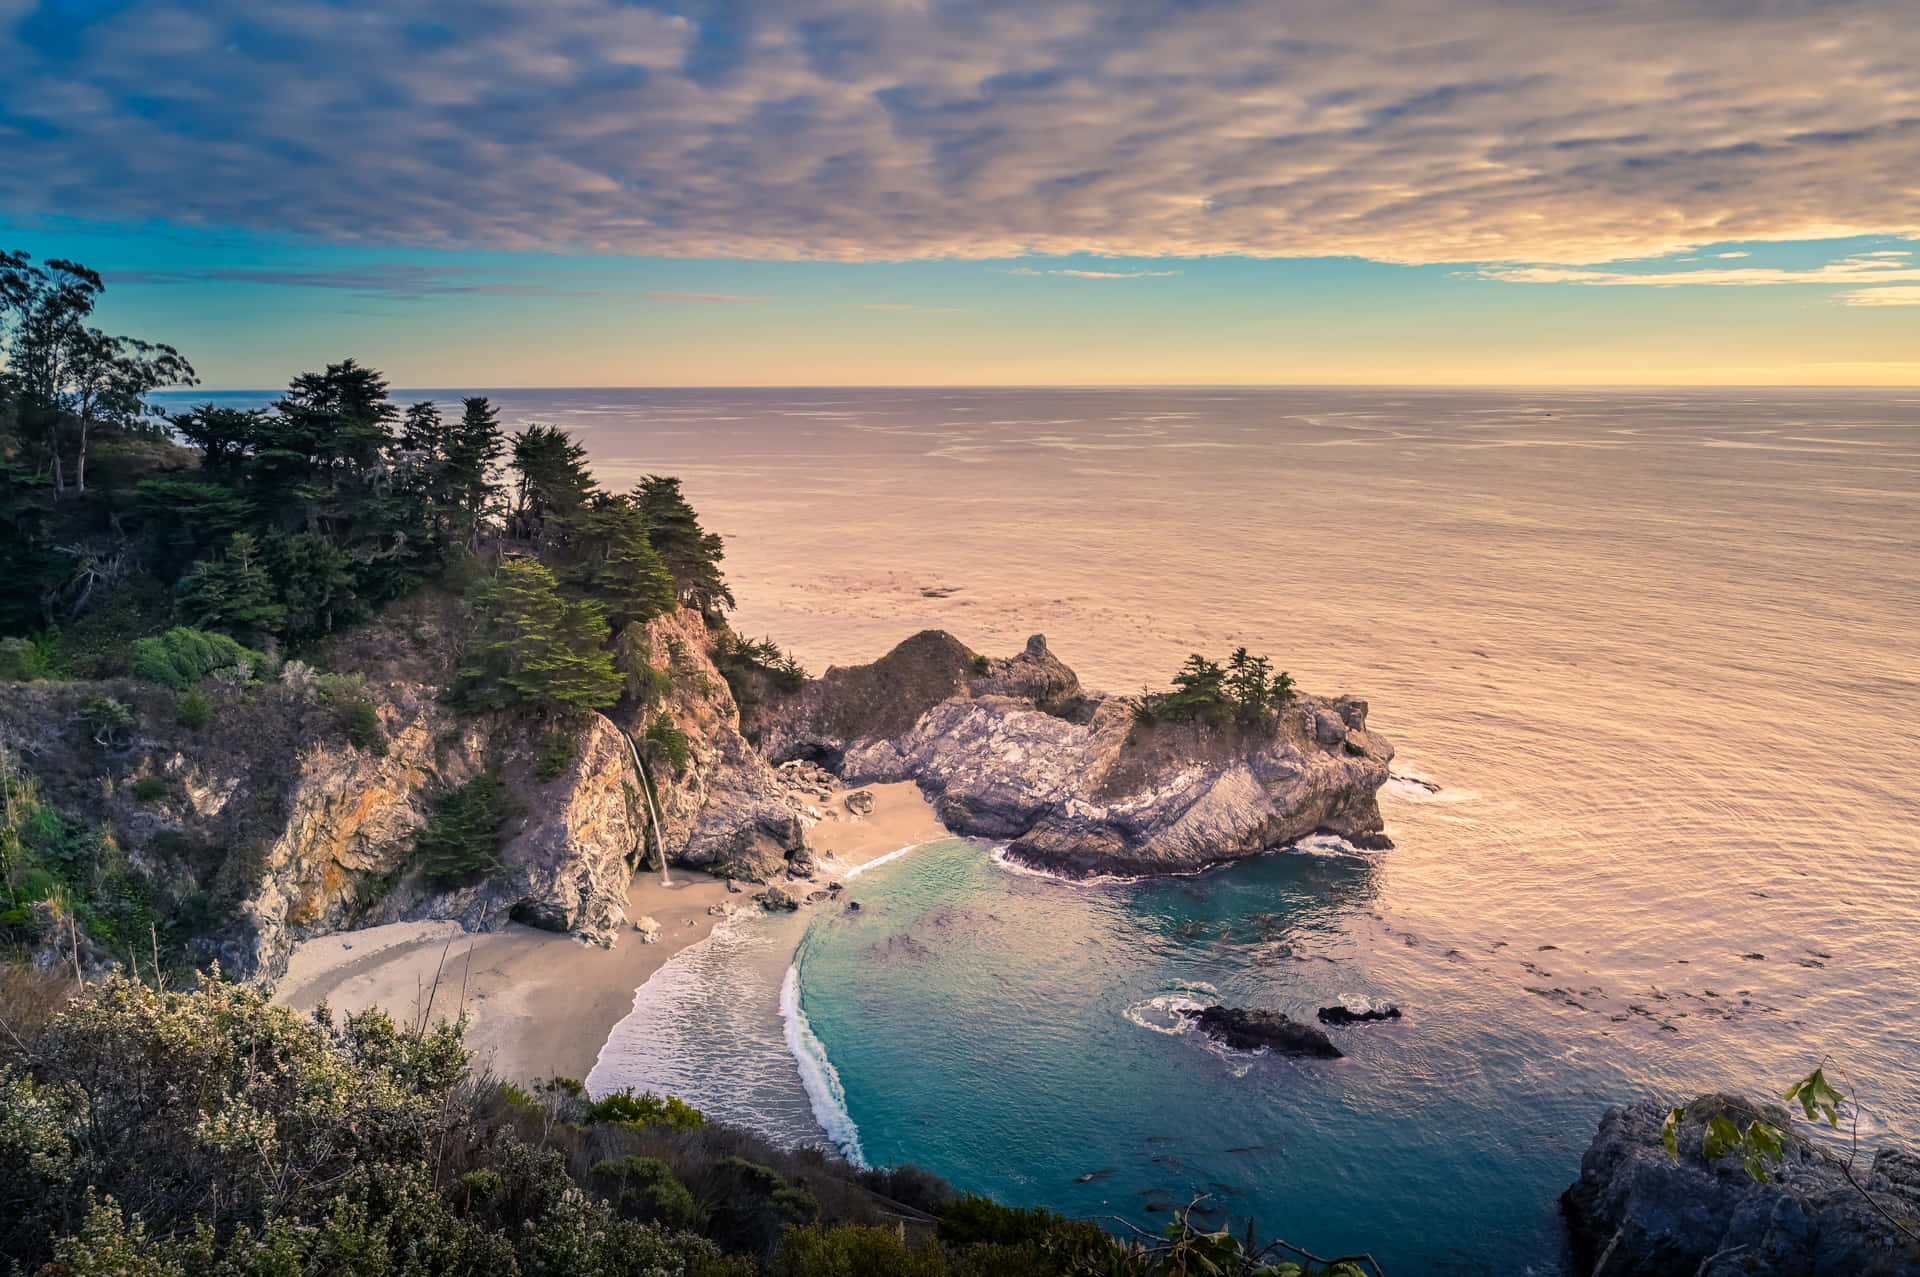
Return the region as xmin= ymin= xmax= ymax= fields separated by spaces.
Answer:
xmin=756 ymin=631 xmax=1392 ymax=877
xmin=1178 ymin=1006 xmax=1342 ymax=1058
xmin=1562 ymin=1094 xmax=1920 ymax=1276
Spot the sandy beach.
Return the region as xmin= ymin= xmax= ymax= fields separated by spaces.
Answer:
xmin=274 ymin=780 xmax=949 ymax=1086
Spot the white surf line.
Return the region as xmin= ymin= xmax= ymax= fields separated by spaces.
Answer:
xmin=780 ymin=965 xmax=867 ymax=1168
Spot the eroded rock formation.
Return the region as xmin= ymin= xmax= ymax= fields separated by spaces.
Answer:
xmin=756 ymin=631 xmax=1393 ymax=876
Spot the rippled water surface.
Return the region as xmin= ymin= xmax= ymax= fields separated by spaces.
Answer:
xmin=189 ymin=387 xmax=1920 ymax=1270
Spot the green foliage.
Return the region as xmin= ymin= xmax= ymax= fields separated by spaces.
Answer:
xmin=562 ymin=495 xmax=679 ymax=628
xmin=129 ymin=627 xmax=263 ymax=690
xmin=712 ymin=631 xmax=808 ymax=711
xmin=588 ymin=1089 xmax=708 ymax=1129
xmin=645 ymin=712 xmax=692 ymax=774
xmin=79 ymin=695 xmax=135 ymax=748
xmin=340 ymin=698 xmax=386 ymax=754
xmin=173 ymin=532 xmax=286 ymax=639
xmin=970 ymin=653 xmax=991 ymax=676
xmin=131 ymin=776 xmax=168 ymax=803
xmin=510 ymin=423 xmax=596 ymax=537
xmin=695 ymin=1157 xmax=819 ymax=1262
xmin=590 ymin=1156 xmax=704 ymax=1232
xmin=0 ymin=631 xmax=59 ymax=680
xmin=458 ymin=559 xmax=623 ymax=713
xmin=535 ymin=731 xmax=580 ymax=781
xmin=1785 ymin=1067 xmax=1845 ymax=1128
xmin=636 ymin=475 xmax=734 ymax=618
xmin=175 ymin=687 xmax=212 ymax=730
xmin=418 ymin=767 xmax=511 ymax=886
xmin=1129 ymin=648 xmax=1295 ymax=730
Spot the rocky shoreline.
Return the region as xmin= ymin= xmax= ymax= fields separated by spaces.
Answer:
xmin=1 ymin=611 xmax=1393 ymax=981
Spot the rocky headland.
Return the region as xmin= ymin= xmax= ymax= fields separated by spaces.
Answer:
xmin=753 ymin=630 xmax=1393 ymax=877
xmin=0 ymin=607 xmax=1392 ymax=985
xmin=1564 ymin=1094 xmax=1920 ymax=1276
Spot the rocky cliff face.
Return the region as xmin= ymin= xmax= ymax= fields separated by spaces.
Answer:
xmin=611 ymin=607 xmax=810 ymax=882
xmin=754 ymin=633 xmax=1392 ymax=876
xmin=0 ymin=603 xmax=814 ymax=981
xmin=1563 ymin=1095 xmax=1920 ymax=1276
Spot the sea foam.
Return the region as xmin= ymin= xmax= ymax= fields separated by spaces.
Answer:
xmin=780 ymin=966 xmax=867 ymax=1168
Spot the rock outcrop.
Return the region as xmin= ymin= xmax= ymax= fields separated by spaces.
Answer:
xmin=612 ymin=607 xmax=809 ymax=882
xmin=755 ymin=632 xmax=1393 ymax=876
xmin=1318 ymin=1003 xmax=1402 ymax=1025
xmin=1179 ymin=1006 xmax=1342 ymax=1057
xmin=1563 ymin=1094 xmax=1920 ymax=1276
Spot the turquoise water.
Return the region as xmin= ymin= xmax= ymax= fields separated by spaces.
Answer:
xmin=791 ymin=835 xmax=1605 ymax=1273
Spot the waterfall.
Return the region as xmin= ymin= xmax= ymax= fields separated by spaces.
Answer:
xmin=622 ymin=730 xmax=673 ymax=887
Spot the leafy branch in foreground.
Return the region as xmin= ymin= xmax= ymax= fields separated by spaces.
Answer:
xmin=1663 ymin=1063 xmax=1920 ymax=1245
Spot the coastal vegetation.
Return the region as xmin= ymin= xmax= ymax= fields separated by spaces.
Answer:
xmin=0 ymin=969 xmax=1384 ymax=1277
xmin=1129 ymin=649 xmax=1296 ymax=730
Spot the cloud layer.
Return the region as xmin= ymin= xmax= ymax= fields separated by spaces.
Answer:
xmin=3 ymin=0 xmax=1917 ymax=265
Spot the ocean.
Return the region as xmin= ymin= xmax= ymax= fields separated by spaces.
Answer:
xmin=171 ymin=386 xmax=1920 ymax=1272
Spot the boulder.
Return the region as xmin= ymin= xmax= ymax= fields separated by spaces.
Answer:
xmin=1179 ymin=1006 xmax=1342 ymax=1057
xmin=632 ymin=915 xmax=662 ymax=944
xmin=1562 ymin=1094 xmax=1920 ymax=1276
xmin=758 ymin=883 xmax=801 ymax=911
xmin=844 ymin=788 xmax=876 ymax=816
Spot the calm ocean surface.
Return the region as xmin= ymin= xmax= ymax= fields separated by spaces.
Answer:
xmin=179 ymin=387 xmax=1920 ymax=1272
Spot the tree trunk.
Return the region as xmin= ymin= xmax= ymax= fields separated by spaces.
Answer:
xmin=74 ymin=416 xmax=88 ymax=495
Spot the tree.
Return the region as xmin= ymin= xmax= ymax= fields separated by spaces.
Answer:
xmin=174 ymin=532 xmax=286 ymax=640
xmin=459 ymin=559 xmax=622 ymax=712
xmin=563 ymin=496 xmax=677 ymax=629
xmin=444 ymin=396 xmax=506 ymax=543
xmin=169 ymin=404 xmax=267 ymax=474
xmin=635 ymin=474 xmax=733 ymax=618
xmin=510 ymin=424 xmax=594 ymax=541
xmin=0 ymin=253 xmax=196 ymax=497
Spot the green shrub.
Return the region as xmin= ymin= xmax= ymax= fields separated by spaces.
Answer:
xmin=694 ymin=1157 xmax=819 ymax=1262
xmin=128 ymin=627 xmax=263 ymax=691
xmin=341 ymin=697 xmax=386 ymax=754
xmin=589 ymin=1155 xmax=702 ymax=1231
xmin=79 ymin=696 xmax=135 ymax=748
xmin=0 ymin=632 xmax=59 ymax=681
xmin=131 ymin=776 xmax=168 ymax=803
xmin=970 ymin=653 xmax=991 ymax=676
xmin=535 ymin=731 xmax=579 ymax=781
xmin=419 ymin=767 xmax=511 ymax=885
xmin=588 ymin=1089 xmax=707 ymax=1129
xmin=775 ymin=1224 xmax=950 ymax=1277
xmin=1129 ymin=648 xmax=1296 ymax=730
xmin=645 ymin=712 xmax=691 ymax=774
xmin=175 ymin=687 xmax=212 ymax=730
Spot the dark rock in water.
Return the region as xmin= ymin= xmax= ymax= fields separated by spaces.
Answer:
xmin=1317 ymin=1003 xmax=1402 ymax=1025
xmin=757 ymin=884 xmax=800 ymax=911
xmin=1344 ymin=831 xmax=1395 ymax=851
xmin=1179 ymin=1006 xmax=1341 ymax=1057
xmin=1563 ymin=1093 xmax=1920 ymax=1276
xmin=846 ymin=900 xmax=861 ymax=911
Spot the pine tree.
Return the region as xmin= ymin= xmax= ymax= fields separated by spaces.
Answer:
xmin=510 ymin=424 xmax=595 ymax=540
xmin=444 ymin=396 xmax=505 ymax=542
xmin=563 ymin=496 xmax=678 ymax=629
xmin=459 ymin=558 xmax=622 ymax=712
xmin=174 ymin=531 xmax=286 ymax=640
xmin=635 ymin=474 xmax=734 ymax=618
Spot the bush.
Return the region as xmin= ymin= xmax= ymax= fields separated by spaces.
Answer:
xmin=418 ymin=767 xmax=511 ymax=885
xmin=175 ymin=686 xmax=212 ymax=730
xmin=1129 ymin=648 xmax=1296 ymax=730
xmin=970 ymin=653 xmax=991 ymax=676
xmin=693 ymin=1157 xmax=819 ymax=1262
xmin=341 ymin=697 xmax=386 ymax=754
xmin=589 ymin=1089 xmax=708 ymax=1130
xmin=645 ymin=712 xmax=691 ymax=774
xmin=128 ymin=627 xmax=262 ymax=691
xmin=0 ymin=632 xmax=59 ymax=681
xmin=589 ymin=1155 xmax=703 ymax=1231
xmin=79 ymin=696 xmax=135 ymax=748
xmin=535 ymin=731 xmax=579 ymax=781
xmin=131 ymin=776 xmax=168 ymax=803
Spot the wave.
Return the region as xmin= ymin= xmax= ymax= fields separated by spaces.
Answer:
xmin=1123 ymin=986 xmax=1218 ymax=1036
xmin=828 ymin=841 xmax=926 ymax=880
xmin=780 ymin=966 xmax=867 ymax=1168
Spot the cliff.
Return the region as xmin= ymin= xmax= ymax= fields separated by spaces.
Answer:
xmin=0 ymin=600 xmax=813 ymax=981
xmin=754 ymin=632 xmax=1393 ymax=876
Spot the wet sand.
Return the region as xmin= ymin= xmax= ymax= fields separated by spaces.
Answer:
xmin=274 ymin=780 xmax=948 ymax=1085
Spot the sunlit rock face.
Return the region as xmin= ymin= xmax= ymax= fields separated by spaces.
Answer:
xmin=756 ymin=632 xmax=1392 ymax=877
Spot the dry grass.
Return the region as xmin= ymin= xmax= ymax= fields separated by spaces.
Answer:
xmin=0 ymin=960 xmax=77 ymax=1062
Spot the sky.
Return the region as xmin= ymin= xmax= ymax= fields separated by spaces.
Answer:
xmin=2 ymin=0 xmax=1918 ymax=388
